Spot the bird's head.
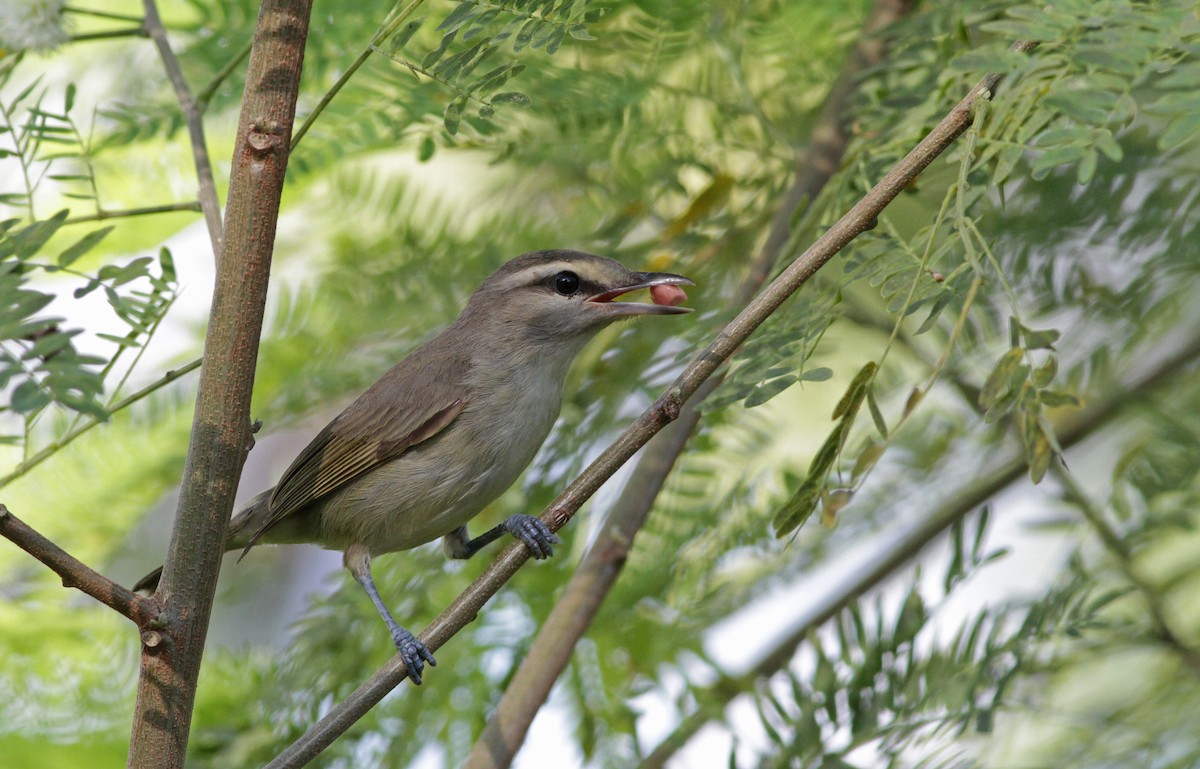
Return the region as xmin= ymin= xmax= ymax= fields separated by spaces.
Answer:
xmin=458 ymin=250 xmax=694 ymax=346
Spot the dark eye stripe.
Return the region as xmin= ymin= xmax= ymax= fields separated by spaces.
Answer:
xmin=539 ymin=270 xmax=604 ymax=297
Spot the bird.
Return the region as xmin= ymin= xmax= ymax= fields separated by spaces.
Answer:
xmin=134 ymin=249 xmax=693 ymax=684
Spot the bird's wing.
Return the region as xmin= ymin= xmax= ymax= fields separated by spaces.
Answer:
xmin=243 ymin=348 xmax=470 ymax=552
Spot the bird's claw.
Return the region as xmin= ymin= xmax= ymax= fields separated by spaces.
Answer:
xmin=503 ymin=513 xmax=560 ymax=559
xmin=391 ymin=626 xmax=436 ymax=685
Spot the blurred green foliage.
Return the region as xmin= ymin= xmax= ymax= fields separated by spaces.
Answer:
xmin=2 ymin=0 xmax=1200 ymax=767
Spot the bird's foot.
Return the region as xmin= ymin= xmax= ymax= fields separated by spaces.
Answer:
xmin=502 ymin=514 xmax=560 ymax=559
xmin=391 ymin=626 xmax=436 ymax=685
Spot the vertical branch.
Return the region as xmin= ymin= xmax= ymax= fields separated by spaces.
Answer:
xmin=143 ymin=0 xmax=224 ymax=259
xmin=125 ymin=2 xmax=313 ymax=768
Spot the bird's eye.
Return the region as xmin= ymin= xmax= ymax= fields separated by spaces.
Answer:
xmin=554 ymin=271 xmax=580 ymax=295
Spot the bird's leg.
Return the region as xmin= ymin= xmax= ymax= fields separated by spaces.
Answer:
xmin=344 ymin=542 xmax=436 ymax=685
xmin=442 ymin=515 xmax=560 ymax=561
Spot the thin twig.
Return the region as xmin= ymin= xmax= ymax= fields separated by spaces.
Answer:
xmin=290 ymin=0 xmax=427 ymax=150
xmin=142 ymin=0 xmax=223 ymax=260
xmin=69 ymin=28 xmax=148 ymax=42
xmin=0 ymin=358 xmax=201 ymax=491
xmin=64 ymin=201 xmax=201 ymax=224
xmin=265 ymin=36 xmax=1041 ymax=769
xmin=64 ymin=6 xmax=145 ymax=23
xmin=0 ymin=505 xmax=159 ymax=625
xmin=196 ymin=37 xmax=254 ymax=111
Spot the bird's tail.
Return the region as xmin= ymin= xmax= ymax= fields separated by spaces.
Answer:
xmin=131 ymin=489 xmax=274 ymax=594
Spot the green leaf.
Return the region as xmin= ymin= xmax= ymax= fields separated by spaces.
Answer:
xmin=832 ymin=361 xmax=876 ymax=420
xmin=867 ymin=386 xmax=887 ymax=438
xmin=820 ymin=488 xmax=852 ymax=528
xmin=916 ymin=292 xmax=954 ymax=334
xmin=1032 ymin=355 xmax=1058 ymax=388
xmin=1034 ymin=125 xmax=1093 ymax=148
xmin=979 ymin=348 xmax=1024 ymax=410
xmin=744 ymin=375 xmax=796 ymax=408
xmin=543 ymin=26 xmax=567 ymax=54
xmin=57 ymin=226 xmax=114 ymax=267
xmin=422 ymin=29 xmax=457 ymax=69
xmin=809 ymin=419 xmax=849 ymax=479
xmin=97 ymin=332 xmax=139 ymax=347
xmin=800 ymin=367 xmax=832 ymax=382
xmin=1147 ymin=90 xmax=1200 ymax=115
xmin=1032 ymin=144 xmax=1086 ymax=180
xmin=7 ymin=209 xmax=70 ymax=260
xmin=1074 ymin=47 xmax=1142 ymax=76
xmin=21 ymin=331 xmax=75 ymax=360
xmin=1157 ymin=61 xmax=1200 ymax=89
xmin=443 ymin=98 xmax=464 ymax=135
xmin=1076 ymin=147 xmax=1098 ymax=185
xmin=418 ymin=135 xmax=436 ymax=162
xmin=949 ymin=49 xmax=1029 ymax=73
xmin=1093 ymin=129 xmax=1123 ymax=162
xmin=852 ymin=441 xmax=884 ymax=481
xmin=389 ymin=19 xmax=424 ymax=51
xmin=10 ymin=379 xmax=51 ymax=413
xmin=1027 ymin=432 xmax=1053 ymax=484
xmin=6 ymin=290 xmax=55 ymax=324
xmin=158 ymin=247 xmax=176 ymax=284
xmin=1159 ymin=112 xmax=1200 ymax=151
xmin=514 ymin=18 xmax=538 ymax=52
xmin=773 ymin=477 xmax=821 ymax=537
xmin=1023 ymin=326 xmax=1060 ymax=350
xmin=462 ymin=9 xmax=500 ymax=42
xmin=978 ymin=19 xmax=1061 ymax=42
xmin=436 ymin=1 xmax=478 ymax=34
xmin=490 ymin=91 xmax=531 ymax=107
xmin=1044 ymin=88 xmax=1119 ymax=124
xmin=73 ymin=280 xmax=100 ymax=299
xmin=567 ymin=23 xmax=595 ymax=41
xmin=1038 ymin=390 xmax=1082 ymax=408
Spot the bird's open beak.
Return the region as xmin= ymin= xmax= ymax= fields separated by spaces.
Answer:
xmin=587 ymin=272 xmax=695 ymax=316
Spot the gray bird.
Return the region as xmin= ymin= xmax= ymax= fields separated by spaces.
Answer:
xmin=135 ymin=250 xmax=693 ymax=683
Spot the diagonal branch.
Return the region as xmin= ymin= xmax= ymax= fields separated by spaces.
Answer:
xmin=462 ymin=1 xmax=918 ymax=766
xmin=0 ymin=505 xmax=158 ymax=626
xmin=265 ymin=36 xmax=1040 ymax=769
xmin=142 ymin=0 xmax=224 ymax=259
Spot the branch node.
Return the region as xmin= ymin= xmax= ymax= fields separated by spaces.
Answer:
xmin=661 ymin=388 xmax=684 ymax=421
xmin=141 ymin=630 xmax=166 ymax=652
xmin=248 ymin=122 xmax=285 ymax=154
